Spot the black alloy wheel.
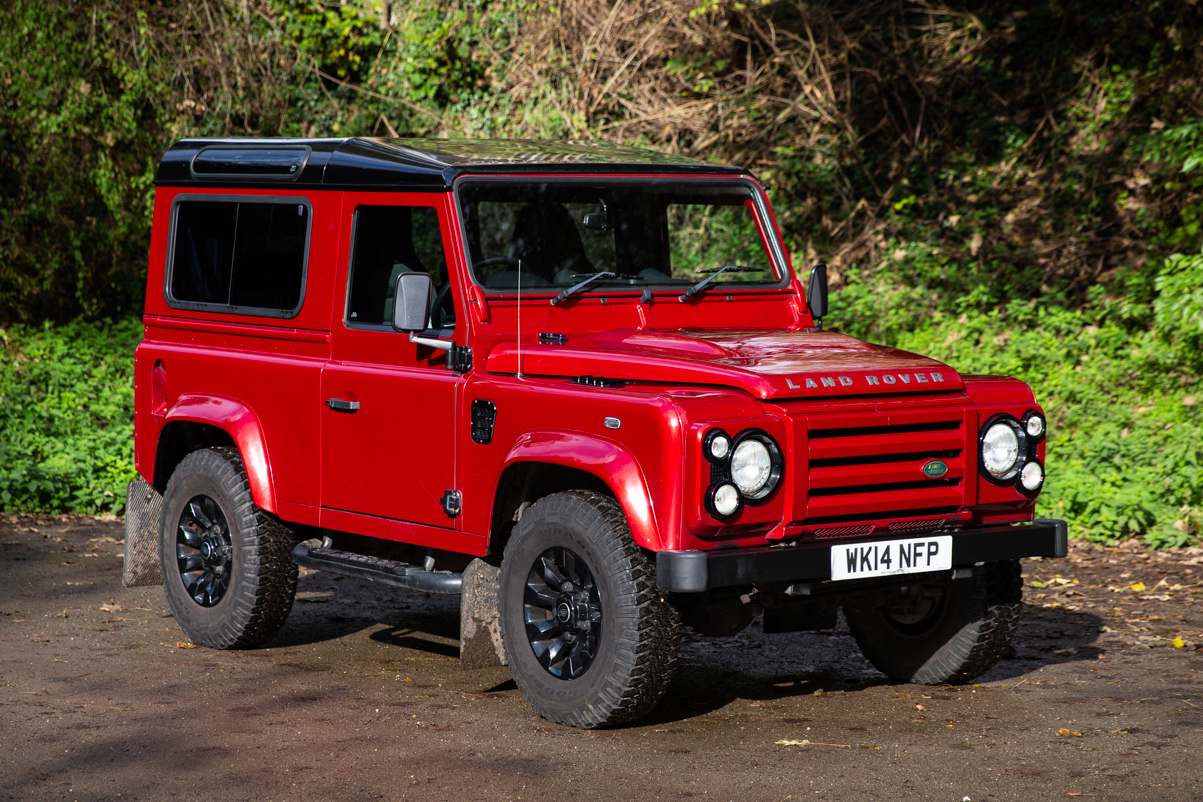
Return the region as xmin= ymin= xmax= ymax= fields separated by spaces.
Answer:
xmin=499 ymin=490 xmax=681 ymax=729
xmin=844 ymin=560 xmax=1022 ymax=685
xmin=159 ymin=447 xmax=298 ymax=650
xmin=876 ymin=580 xmax=949 ymax=637
xmin=523 ymin=546 xmax=603 ymax=679
xmin=175 ymin=495 xmax=233 ymax=607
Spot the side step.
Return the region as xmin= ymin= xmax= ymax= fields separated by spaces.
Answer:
xmin=292 ymin=539 xmax=463 ymax=595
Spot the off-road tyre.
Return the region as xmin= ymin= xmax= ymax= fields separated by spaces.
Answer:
xmin=499 ymin=491 xmax=681 ymax=729
xmin=844 ymin=560 xmax=1022 ymax=685
xmin=159 ymin=447 xmax=298 ymax=649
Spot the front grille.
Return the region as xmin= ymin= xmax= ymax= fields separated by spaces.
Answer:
xmin=802 ymin=411 xmax=966 ymax=525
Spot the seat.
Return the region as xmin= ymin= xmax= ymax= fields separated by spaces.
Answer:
xmin=508 ymin=201 xmax=593 ymax=283
xmin=382 ymin=261 xmax=416 ymax=325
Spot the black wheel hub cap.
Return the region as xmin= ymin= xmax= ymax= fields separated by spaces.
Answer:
xmin=881 ymin=582 xmax=948 ymax=637
xmin=523 ymin=547 xmax=602 ymax=680
xmin=175 ymin=495 xmax=232 ymax=607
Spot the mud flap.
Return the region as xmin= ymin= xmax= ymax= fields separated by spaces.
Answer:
xmin=459 ymin=558 xmax=507 ymax=669
xmin=123 ymin=479 xmax=163 ymax=587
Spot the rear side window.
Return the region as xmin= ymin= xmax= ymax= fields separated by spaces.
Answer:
xmin=167 ymin=196 xmax=311 ymax=317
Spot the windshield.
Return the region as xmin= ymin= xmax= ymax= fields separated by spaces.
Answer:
xmin=457 ymin=179 xmax=788 ymax=294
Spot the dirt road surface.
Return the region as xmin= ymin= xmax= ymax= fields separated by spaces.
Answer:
xmin=2 ymin=514 xmax=1202 ymax=801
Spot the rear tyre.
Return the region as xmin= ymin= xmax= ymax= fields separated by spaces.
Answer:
xmin=844 ymin=560 xmax=1022 ymax=685
xmin=158 ymin=447 xmax=298 ymax=649
xmin=499 ymin=491 xmax=681 ymax=729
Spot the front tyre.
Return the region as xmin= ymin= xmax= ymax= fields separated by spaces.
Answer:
xmin=499 ymin=491 xmax=681 ymax=729
xmin=158 ymin=447 xmax=298 ymax=649
xmin=844 ymin=560 xmax=1022 ymax=685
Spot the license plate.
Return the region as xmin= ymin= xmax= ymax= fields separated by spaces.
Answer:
xmin=830 ymin=535 xmax=952 ymax=581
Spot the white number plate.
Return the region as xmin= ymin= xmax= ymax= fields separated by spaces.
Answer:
xmin=830 ymin=535 xmax=952 ymax=581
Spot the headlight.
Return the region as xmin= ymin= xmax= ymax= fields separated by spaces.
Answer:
xmin=710 ymin=483 xmax=741 ymax=517
xmin=730 ymin=439 xmax=771 ymax=496
xmin=1025 ymin=414 xmax=1045 ymax=439
xmin=706 ymin=431 xmax=731 ymax=461
xmin=981 ymin=422 xmax=1021 ymax=479
xmin=1020 ymin=461 xmax=1044 ymax=492
xmin=702 ymin=428 xmax=783 ymax=518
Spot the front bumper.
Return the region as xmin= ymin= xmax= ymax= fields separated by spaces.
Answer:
xmin=657 ymin=518 xmax=1068 ymax=592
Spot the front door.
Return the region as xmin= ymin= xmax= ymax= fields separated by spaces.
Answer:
xmin=320 ymin=193 xmax=463 ymax=529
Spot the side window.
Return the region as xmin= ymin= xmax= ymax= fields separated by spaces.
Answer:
xmin=168 ymin=198 xmax=310 ymax=317
xmin=346 ymin=205 xmax=453 ymax=331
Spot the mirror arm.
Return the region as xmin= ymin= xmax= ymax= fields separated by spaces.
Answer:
xmin=409 ymin=333 xmax=454 ymax=351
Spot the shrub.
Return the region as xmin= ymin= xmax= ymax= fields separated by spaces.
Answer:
xmin=0 ymin=319 xmax=142 ymax=515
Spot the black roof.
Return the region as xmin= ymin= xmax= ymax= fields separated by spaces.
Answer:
xmin=156 ymin=137 xmax=754 ymax=190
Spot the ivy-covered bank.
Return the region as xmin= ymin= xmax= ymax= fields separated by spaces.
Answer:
xmin=0 ymin=320 xmax=142 ymax=515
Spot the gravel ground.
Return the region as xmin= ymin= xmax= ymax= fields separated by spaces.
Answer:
xmin=2 ymin=514 xmax=1202 ymax=802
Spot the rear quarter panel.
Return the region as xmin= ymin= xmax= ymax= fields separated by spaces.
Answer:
xmin=136 ymin=186 xmax=342 ymax=522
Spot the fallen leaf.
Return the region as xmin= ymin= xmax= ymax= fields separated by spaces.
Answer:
xmin=1173 ymin=636 xmax=1186 ymax=648
xmin=1130 ymin=582 xmax=1147 ymax=592
xmin=1056 ymin=729 xmax=1084 ymax=737
xmin=915 ymin=703 xmax=929 ymax=711
xmin=99 ymin=603 xmax=121 ymax=613
xmin=167 ymin=641 xmax=197 ymax=650
xmin=775 ymin=739 xmax=850 ymax=748
xmin=1030 ymin=580 xmax=1048 ymax=588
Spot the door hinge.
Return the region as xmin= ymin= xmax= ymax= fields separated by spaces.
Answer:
xmin=441 ymin=490 xmax=462 ymax=518
xmin=448 ymin=345 xmax=472 ymax=373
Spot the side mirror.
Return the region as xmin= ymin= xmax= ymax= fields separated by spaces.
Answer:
xmin=807 ymin=263 xmax=828 ymax=328
xmin=392 ymin=272 xmax=432 ymax=333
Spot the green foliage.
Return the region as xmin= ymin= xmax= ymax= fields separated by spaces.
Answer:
xmin=0 ymin=2 xmax=166 ymax=323
xmin=0 ymin=319 xmax=142 ymax=515
xmin=1155 ymin=247 xmax=1203 ymax=354
xmin=276 ymin=1 xmax=384 ymax=82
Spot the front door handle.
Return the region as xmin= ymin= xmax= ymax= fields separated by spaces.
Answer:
xmin=325 ymin=398 xmax=360 ymax=412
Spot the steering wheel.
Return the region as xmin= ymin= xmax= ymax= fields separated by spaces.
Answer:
xmin=472 ymin=256 xmax=520 ymax=271
xmin=431 ymin=280 xmax=456 ymax=329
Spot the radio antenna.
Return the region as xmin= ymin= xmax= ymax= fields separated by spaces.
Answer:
xmin=516 ymin=258 xmax=523 ymax=379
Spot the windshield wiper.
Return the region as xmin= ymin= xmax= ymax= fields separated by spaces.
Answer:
xmin=677 ymin=265 xmax=761 ymax=302
xmin=550 ymin=272 xmax=640 ymax=306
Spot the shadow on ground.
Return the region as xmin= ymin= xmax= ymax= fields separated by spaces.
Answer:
xmin=259 ymin=566 xmax=1106 ymax=728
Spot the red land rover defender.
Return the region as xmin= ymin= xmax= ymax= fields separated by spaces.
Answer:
xmin=129 ymin=138 xmax=1066 ymax=729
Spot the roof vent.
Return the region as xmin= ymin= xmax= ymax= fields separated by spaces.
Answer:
xmin=191 ymin=147 xmax=310 ymax=180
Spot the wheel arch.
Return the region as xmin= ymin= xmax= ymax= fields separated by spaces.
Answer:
xmin=152 ymin=395 xmax=277 ymax=513
xmin=488 ymin=432 xmax=664 ymax=556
